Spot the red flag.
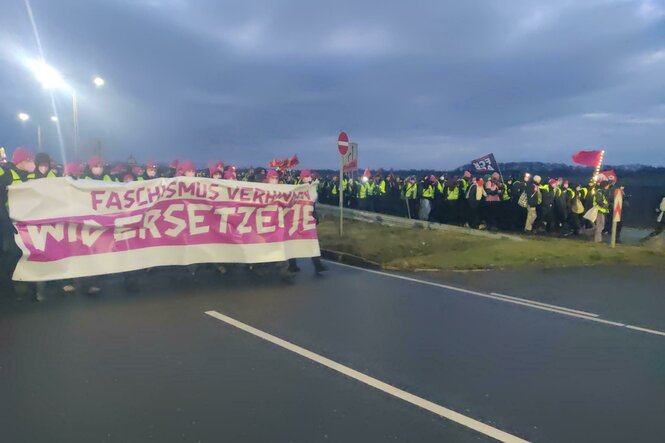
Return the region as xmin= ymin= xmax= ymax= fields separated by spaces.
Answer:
xmin=269 ymin=155 xmax=299 ymax=170
xmin=287 ymin=155 xmax=300 ymax=168
xmin=572 ymin=150 xmax=603 ymax=167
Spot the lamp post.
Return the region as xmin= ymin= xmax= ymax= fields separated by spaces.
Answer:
xmin=26 ymin=58 xmax=105 ymax=159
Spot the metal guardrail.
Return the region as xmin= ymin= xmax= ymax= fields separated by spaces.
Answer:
xmin=317 ymin=204 xmax=524 ymax=241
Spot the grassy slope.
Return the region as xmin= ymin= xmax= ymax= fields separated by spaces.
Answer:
xmin=317 ymin=219 xmax=665 ymax=270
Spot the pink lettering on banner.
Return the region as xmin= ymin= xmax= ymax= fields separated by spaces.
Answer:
xmin=17 ymin=199 xmax=318 ymax=263
xmin=86 ymin=179 xmax=310 ymax=212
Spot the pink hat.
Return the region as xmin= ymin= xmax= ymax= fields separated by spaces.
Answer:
xmin=223 ymin=169 xmax=236 ymax=180
xmin=266 ymin=170 xmax=279 ymax=179
xmin=64 ymin=162 xmax=82 ymax=177
xmin=178 ymin=160 xmax=196 ymax=175
xmin=88 ymin=156 xmax=104 ymax=169
xmin=300 ymin=169 xmax=312 ymax=179
xmin=549 ymin=178 xmax=558 ymax=186
xmin=208 ymin=161 xmax=224 ymax=176
xmin=145 ymin=160 xmax=158 ymax=169
xmin=12 ymin=147 xmax=34 ymax=164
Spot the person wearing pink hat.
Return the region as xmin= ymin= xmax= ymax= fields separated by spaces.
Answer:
xmin=484 ymin=172 xmax=502 ymax=231
xmin=0 ymin=148 xmax=41 ymax=300
xmin=288 ymin=170 xmax=328 ymax=275
xmin=296 ymin=169 xmax=312 ymax=185
xmin=223 ymin=167 xmax=236 ymax=180
xmin=208 ymin=161 xmax=224 ymax=179
xmin=140 ymin=160 xmax=160 ymax=180
xmin=178 ymin=160 xmax=197 ymax=177
xmin=264 ymin=169 xmax=280 ymax=184
xmin=63 ymin=162 xmax=83 ymax=179
xmin=85 ymin=156 xmax=113 ymax=181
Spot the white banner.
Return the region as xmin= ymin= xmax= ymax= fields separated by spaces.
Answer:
xmin=8 ymin=177 xmax=321 ymax=282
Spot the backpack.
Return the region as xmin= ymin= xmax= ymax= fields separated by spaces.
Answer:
xmin=518 ymin=191 xmax=528 ymax=208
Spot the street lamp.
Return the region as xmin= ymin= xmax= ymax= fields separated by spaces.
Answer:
xmin=27 ymin=59 xmax=69 ymax=91
xmin=18 ymin=112 xmax=30 ymax=122
xmin=93 ymin=76 xmax=105 ymax=87
xmin=50 ymin=116 xmax=58 ymax=122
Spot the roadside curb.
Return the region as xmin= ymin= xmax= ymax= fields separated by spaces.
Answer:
xmin=317 ymin=204 xmax=524 ymax=241
xmin=320 ymin=249 xmax=383 ymax=270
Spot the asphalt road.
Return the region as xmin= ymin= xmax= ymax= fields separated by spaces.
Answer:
xmin=1 ymin=261 xmax=664 ymax=442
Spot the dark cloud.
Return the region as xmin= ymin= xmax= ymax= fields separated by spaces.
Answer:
xmin=1 ymin=0 xmax=664 ymax=168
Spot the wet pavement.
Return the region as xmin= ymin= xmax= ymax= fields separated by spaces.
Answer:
xmin=1 ymin=261 xmax=664 ymax=442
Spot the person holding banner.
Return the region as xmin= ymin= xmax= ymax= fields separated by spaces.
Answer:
xmin=288 ymin=170 xmax=327 ymax=275
xmin=1 ymin=148 xmax=40 ymax=300
xmin=84 ymin=156 xmax=113 ymax=182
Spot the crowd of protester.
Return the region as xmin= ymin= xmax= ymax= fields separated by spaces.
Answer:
xmin=316 ymin=170 xmax=631 ymax=242
xmin=2 ymin=146 xmax=664 ymax=302
xmin=0 ymin=148 xmax=326 ymax=302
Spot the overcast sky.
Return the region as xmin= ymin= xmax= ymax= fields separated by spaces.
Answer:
xmin=1 ymin=0 xmax=664 ymax=169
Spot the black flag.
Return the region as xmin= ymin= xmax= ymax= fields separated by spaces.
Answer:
xmin=471 ymin=153 xmax=499 ymax=173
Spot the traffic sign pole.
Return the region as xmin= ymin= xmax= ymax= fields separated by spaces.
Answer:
xmin=337 ymin=131 xmax=349 ymax=237
xmin=339 ymin=155 xmax=344 ymax=236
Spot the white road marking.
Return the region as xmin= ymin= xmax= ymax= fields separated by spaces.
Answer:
xmin=205 ymin=310 xmax=529 ymax=443
xmin=325 ymin=260 xmax=665 ymax=338
xmin=490 ymin=292 xmax=599 ymax=317
xmin=625 ymin=325 xmax=665 ymax=337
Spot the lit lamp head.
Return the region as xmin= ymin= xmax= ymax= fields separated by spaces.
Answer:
xmin=27 ymin=59 xmax=69 ymax=91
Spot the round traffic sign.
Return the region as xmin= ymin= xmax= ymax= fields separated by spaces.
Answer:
xmin=337 ymin=131 xmax=349 ymax=156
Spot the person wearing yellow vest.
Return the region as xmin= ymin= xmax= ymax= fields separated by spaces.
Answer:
xmin=27 ymin=152 xmax=58 ymax=179
xmin=442 ymin=177 xmax=461 ymax=225
xmin=26 ymin=152 xmax=62 ymax=300
xmin=459 ymin=170 xmax=472 ymax=226
xmin=403 ymin=176 xmax=419 ymax=219
xmin=1 ymin=148 xmax=37 ymax=299
xmin=524 ymin=175 xmax=542 ymax=233
xmin=593 ymin=181 xmax=611 ymax=243
xmin=563 ymin=181 xmax=581 ymax=235
xmin=538 ymin=179 xmax=557 ymax=233
xmin=418 ymin=175 xmax=436 ymax=221
xmin=367 ymin=175 xmax=381 ymax=212
xmin=357 ymin=173 xmax=371 ymax=211
xmin=140 ymin=160 xmax=160 ymax=180
xmin=85 ymin=156 xmax=113 ymax=181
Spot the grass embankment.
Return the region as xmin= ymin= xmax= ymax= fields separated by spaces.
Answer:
xmin=317 ymin=219 xmax=665 ymax=271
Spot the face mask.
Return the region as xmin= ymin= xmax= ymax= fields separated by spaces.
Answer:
xmin=92 ymin=167 xmax=103 ymax=176
xmin=38 ymin=165 xmax=49 ymax=175
xmin=184 ymin=170 xmax=195 ymax=177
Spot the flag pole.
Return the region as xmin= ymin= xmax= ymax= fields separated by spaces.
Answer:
xmin=592 ymin=150 xmax=605 ymax=183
